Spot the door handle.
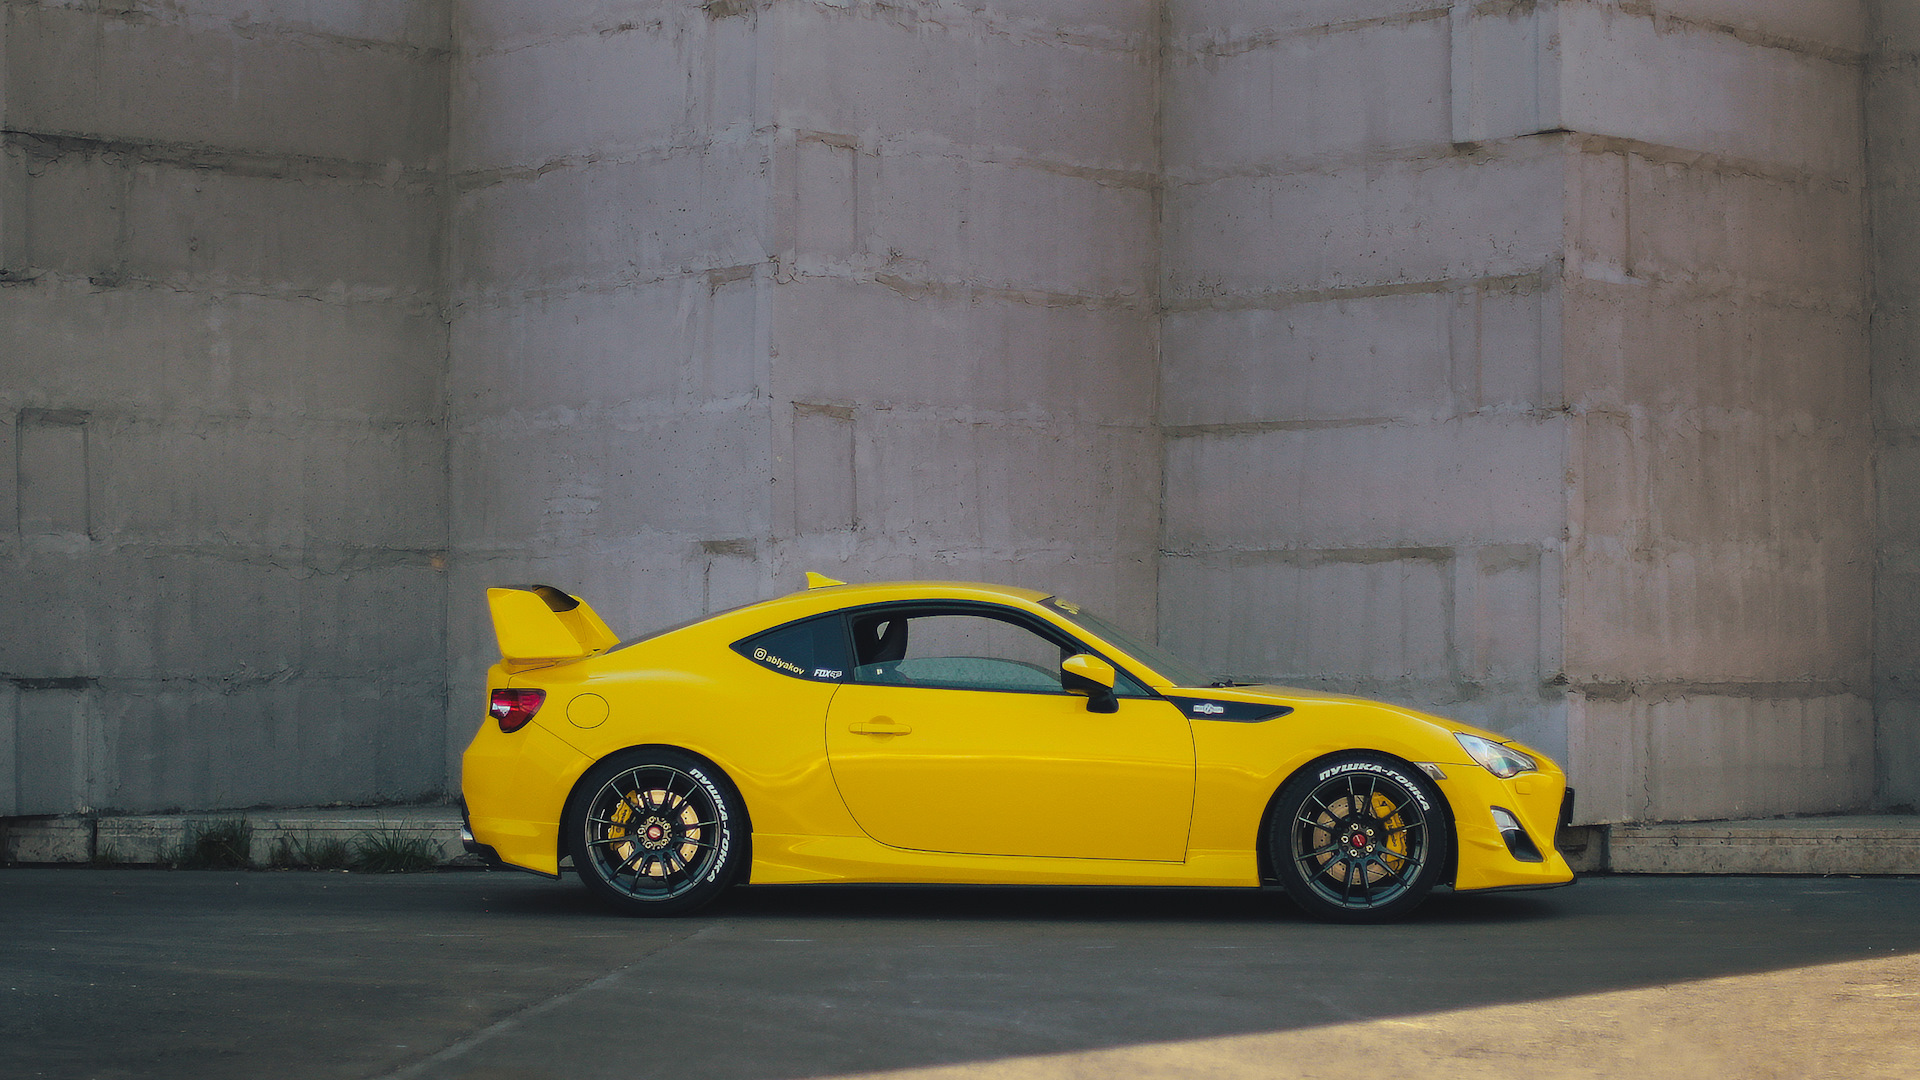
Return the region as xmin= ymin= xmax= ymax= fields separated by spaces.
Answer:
xmin=848 ymin=718 xmax=912 ymax=736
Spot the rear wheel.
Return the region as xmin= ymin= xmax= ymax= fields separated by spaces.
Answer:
xmin=1269 ymin=754 xmax=1449 ymax=923
xmin=565 ymin=748 xmax=744 ymax=916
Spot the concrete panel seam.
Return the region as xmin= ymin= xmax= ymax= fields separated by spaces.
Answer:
xmin=1574 ymin=680 xmax=1868 ymax=702
xmin=1170 ymin=5 xmax=1452 ymax=62
xmin=834 ymin=270 xmax=1154 ymax=314
xmin=0 ymin=673 xmax=447 ymax=693
xmin=1567 ymin=268 xmax=1867 ymax=317
xmin=1160 ymin=546 xmax=1460 ymax=566
xmin=453 ymin=133 xmax=1154 ymax=195
xmin=783 ymin=0 xmax=1151 ymax=57
xmin=0 ymin=541 xmax=450 ymax=573
xmin=451 ymin=265 xmax=776 ymax=307
xmin=25 ymin=3 xmax=451 ymax=59
xmin=1618 ymin=4 xmax=1868 ymax=66
xmin=450 ymin=129 xmax=772 ymax=193
xmin=1162 ymin=410 xmax=1569 ymax=437
xmin=788 ymin=128 xmax=1159 ymax=189
xmin=461 ymin=1 xmax=1148 ymax=61
xmin=1569 ymin=131 xmax=1864 ymax=187
xmin=0 ymin=269 xmax=442 ymax=312
xmin=1166 ymin=135 xmax=1562 ymax=186
xmin=1162 ymin=269 xmax=1552 ymax=313
xmin=4 ymin=130 xmax=440 ymax=189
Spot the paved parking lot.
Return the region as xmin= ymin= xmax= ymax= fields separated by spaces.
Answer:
xmin=4 ymin=869 xmax=1918 ymax=1080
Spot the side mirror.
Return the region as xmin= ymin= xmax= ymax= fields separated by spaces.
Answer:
xmin=1061 ymin=654 xmax=1119 ymax=714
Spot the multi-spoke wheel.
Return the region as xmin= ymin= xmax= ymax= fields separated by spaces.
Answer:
xmin=565 ymin=748 xmax=744 ymax=916
xmin=1268 ymin=754 xmax=1450 ymax=923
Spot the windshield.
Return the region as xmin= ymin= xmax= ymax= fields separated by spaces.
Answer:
xmin=1039 ymin=597 xmax=1219 ymax=688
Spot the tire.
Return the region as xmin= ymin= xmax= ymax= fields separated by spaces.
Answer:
xmin=1268 ymin=753 xmax=1450 ymax=923
xmin=565 ymin=747 xmax=745 ymax=916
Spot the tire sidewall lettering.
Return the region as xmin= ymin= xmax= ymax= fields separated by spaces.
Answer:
xmin=686 ymin=765 xmax=732 ymax=882
xmin=1314 ymin=760 xmax=1431 ymax=812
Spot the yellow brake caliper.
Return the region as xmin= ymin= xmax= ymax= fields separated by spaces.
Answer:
xmin=608 ymin=795 xmax=635 ymax=865
xmin=1372 ymin=792 xmax=1409 ymax=876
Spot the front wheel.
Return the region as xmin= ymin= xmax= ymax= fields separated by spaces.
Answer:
xmin=565 ymin=748 xmax=745 ymax=916
xmin=1268 ymin=754 xmax=1450 ymax=923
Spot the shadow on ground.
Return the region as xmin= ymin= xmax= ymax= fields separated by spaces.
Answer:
xmin=4 ymin=869 xmax=1917 ymax=1080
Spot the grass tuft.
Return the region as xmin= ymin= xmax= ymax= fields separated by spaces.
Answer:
xmin=174 ymin=818 xmax=254 ymax=869
xmin=268 ymin=833 xmax=353 ymax=870
xmin=350 ymin=826 xmax=443 ymax=873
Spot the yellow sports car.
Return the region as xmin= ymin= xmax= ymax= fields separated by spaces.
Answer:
xmin=461 ymin=576 xmax=1574 ymax=922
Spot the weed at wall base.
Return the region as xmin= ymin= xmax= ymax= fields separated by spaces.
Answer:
xmin=173 ymin=819 xmax=253 ymax=869
xmin=350 ymin=827 xmax=443 ymax=873
xmin=268 ymin=833 xmax=352 ymax=870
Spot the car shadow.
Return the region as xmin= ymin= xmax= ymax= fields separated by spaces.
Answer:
xmin=699 ymin=880 xmax=1571 ymax=924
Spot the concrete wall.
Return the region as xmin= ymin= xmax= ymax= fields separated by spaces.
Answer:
xmin=1561 ymin=1 xmax=1875 ymax=822
xmin=443 ymin=0 xmax=1165 ymax=764
xmin=1871 ymin=0 xmax=1920 ymax=809
xmin=1159 ymin=1 xmax=1572 ymax=755
xmin=444 ymin=0 xmax=778 ymax=754
xmin=1 ymin=0 xmax=1899 ymax=824
xmin=1 ymin=1 xmax=452 ymax=815
xmin=1161 ymin=0 xmax=1878 ymax=823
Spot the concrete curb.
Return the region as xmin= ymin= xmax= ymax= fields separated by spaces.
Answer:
xmin=2 ymin=806 xmax=471 ymax=867
xmin=1609 ymin=815 xmax=1920 ymax=875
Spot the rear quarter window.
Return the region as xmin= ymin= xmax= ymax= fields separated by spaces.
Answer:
xmin=732 ymin=616 xmax=851 ymax=682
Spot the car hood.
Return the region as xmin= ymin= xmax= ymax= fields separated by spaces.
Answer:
xmin=1161 ymin=682 xmax=1523 ymax=747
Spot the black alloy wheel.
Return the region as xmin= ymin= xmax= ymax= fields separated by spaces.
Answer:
xmin=1269 ymin=753 xmax=1450 ymax=923
xmin=566 ymin=748 xmax=744 ymax=916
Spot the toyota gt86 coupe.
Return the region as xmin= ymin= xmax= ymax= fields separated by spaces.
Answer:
xmin=461 ymin=575 xmax=1575 ymax=922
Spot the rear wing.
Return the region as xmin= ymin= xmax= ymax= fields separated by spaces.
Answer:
xmin=487 ymin=585 xmax=619 ymax=664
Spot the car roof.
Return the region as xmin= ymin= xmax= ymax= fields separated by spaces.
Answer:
xmin=785 ymin=579 xmax=1053 ymax=605
xmin=609 ymin=579 xmax=1061 ymax=652
xmin=727 ymin=578 xmax=1056 ymax=628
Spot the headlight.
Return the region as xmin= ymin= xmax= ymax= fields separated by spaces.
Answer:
xmin=1454 ymin=732 xmax=1538 ymax=779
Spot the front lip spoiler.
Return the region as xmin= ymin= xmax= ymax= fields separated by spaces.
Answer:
xmin=1447 ymin=877 xmax=1579 ymax=895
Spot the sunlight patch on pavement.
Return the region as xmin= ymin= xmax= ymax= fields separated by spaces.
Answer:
xmin=837 ymin=952 xmax=1920 ymax=1080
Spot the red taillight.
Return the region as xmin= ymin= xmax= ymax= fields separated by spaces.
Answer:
xmin=488 ymin=688 xmax=546 ymax=733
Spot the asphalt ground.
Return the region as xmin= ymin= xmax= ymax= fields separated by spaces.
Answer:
xmin=3 ymin=869 xmax=1918 ymax=1080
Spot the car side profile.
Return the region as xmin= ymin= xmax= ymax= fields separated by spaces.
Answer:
xmin=460 ymin=575 xmax=1575 ymax=922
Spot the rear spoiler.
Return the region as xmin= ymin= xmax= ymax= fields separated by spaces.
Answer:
xmin=487 ymin=585 xmax=619 ymax=664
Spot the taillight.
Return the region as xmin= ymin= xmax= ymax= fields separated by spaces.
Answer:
xmin=489 ymin=688 xmax=546 ymax=733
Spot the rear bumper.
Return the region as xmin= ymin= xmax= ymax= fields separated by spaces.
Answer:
xmin=461 ymin=715 xmax=591 ymax=878
xmin=458 ymin=796 xmax=562 ymax=878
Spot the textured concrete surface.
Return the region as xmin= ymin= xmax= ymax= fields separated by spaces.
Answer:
xmin=1 ymin=0 xmax=453 ymax=817
xmin=1160 ymin=3 xmax=1573 ymax=759
xmin=3 ymin=872 xmax=1919 ymax=1080
xmin=1870 ymin=2 xmax=1920 ymax=810
xmin=1 ymin=805 xmax=465 ymax=865
xmin=2 ymin=0 xmax=1912 ymax=830
xmin=1611 ymin=814 xmax=1920 ymax=875
xmin=1162 ymin=0 xmax=1881 ymax=824
xmin=442 ymin=0 xmax=1165 ymax=775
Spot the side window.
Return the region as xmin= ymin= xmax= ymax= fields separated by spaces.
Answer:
xmin=847 ymin=608 xmax=1147 ymax=696
xmin=732 ymin=616 xmax=851 ymax=682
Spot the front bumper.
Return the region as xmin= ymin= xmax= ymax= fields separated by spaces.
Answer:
xmin=1438 ymin=765 xmax=1577 ymax=893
